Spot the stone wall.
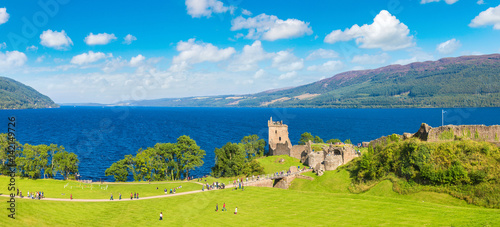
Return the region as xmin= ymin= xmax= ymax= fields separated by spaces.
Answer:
xmin=268 ymin=117 xmax=292 ymax=154
xmin=247 ymin=179 xmax=273 ymax=188
xmin=426 ymin=124 xmax=500 ymax=143
xmin=290 ymin=144 xmax=307 ymax=160
xmin=270 ymin=141 xmax=291 ymax=156
xmin=273 ymin=175 xmax=296 ymax=189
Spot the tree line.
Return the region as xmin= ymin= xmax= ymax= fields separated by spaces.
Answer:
xmin=105 ymin=135 xmax=205 ymax=182
xmin=298 ymin=132 xmax=351 ymax=145
xmin=0 ymin=133 xmax=79 ymax=179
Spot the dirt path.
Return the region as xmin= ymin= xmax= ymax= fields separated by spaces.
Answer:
xmin=1 ymin=189 xmax=210 ymax=202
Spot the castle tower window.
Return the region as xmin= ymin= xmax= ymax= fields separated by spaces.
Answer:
xmin=275 ymin=130 xmax=277 ymax=134
xmin=279 ymin=137 xmax=281 ymax=141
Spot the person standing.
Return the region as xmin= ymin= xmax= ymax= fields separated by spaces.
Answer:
xmin=110 ymin=193 xmax=113 ymax=200
xmin=137 ymin=193 xmax=139 ymax=199
xmin=70 ymin=194 xmax=72 ymax=200
xmin=130 ymin=192 xmax=133 ymax=200
xmin=159 ymin=212 xmax=163 ymax=221
xmin=119 ymin=193 xmax=122 ymax=200
xmin=234 ymin=207 xmax=237 ymax=214
xmin=215 ymin=203 xmax=218 ymax=212
xmin=222 ymin=202 xmax=226 ymax=211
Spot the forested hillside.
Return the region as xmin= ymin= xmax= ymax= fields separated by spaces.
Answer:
xmin=0 ymin=77 xmax=58 ymax=109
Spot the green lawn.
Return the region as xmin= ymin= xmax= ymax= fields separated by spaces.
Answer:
xmin=2 ymin=183 xmax=499 ymax=226
xmin=255 ymin=155 xmax=306 ymax=174
xmin=0 ymin=177 xmax=201 ymax=199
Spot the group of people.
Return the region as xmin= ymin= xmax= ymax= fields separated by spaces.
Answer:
xmin=202 ymin=181 xmax=225 ymax=191
xmin=160 ymin=185 xmax=183 ymax=194
xmin=215 ymin=203 xmax=237 ymax=214
xmin=110 ymin=193 xmax=122 ymax=200
xmin=21 ymin=189 xmax=44 ymax=200
xmin=131 ymin=192 xmax=139 ymax=199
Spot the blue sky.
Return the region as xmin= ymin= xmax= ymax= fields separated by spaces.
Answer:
xmin=0 ymin=0 xmax=499 ymax=103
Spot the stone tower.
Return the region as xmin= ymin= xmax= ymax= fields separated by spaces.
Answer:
xmin=268 ymin=117 xmax=292 ymax=156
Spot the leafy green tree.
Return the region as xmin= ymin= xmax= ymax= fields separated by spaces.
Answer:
xmin=53 ymin=149 xmax=79 ymax=180
xmin=0 ymin=133 xmax=22 ymax=175
xmin=211 ymin=142 xmax=246 ymax=177
xmin=344 ymin=139 xmax=352 ymax=144
xmin=105 ymin=159 xmax=129 ymax=182
xmin=241 ymin=134 xmax=266 ymax=160
xmin=177 ymin=135 xmax=205 ymax=179
xmin=242 ymin=159 xmax=265 ymax=176
xmin=299 ymin=132 xmax=314 ymax=145
xmin=314 ymin=136 xmax=324 ymax=143
xmin=326 ymin=138 xmax=341 ymax=144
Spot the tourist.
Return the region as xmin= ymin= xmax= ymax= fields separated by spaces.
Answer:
xmin=222 ymin=203 xmax=226 ymax=211
xmin=137 ymin=193 xmax=139 ymax=199
xmin=110 ymin=193 xmax=113 ymax=200
xmin=234 ymin=207 xmax=238 ymax=214
xmin=134 ymin=192 xmax=136 ymax=199
xmin=202 ymin=185 xmax=204 ymax=191
xmin=216 ymin=203 xmax=218 ymax=212
xmin=131 ymin=193 xmax=133 ymax=200
xmin=159 ymin=212 xmax=163 ymax=221
xmin=17 ymin=188 xmax=19 ymax=196
xmin=119 ymin=193 xmax=122 ymax=200
xmin=70 ymin=194 xmax=72 ymax=200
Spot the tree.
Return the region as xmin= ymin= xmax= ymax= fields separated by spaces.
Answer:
xmin=53 ymin=149 xmax=79 ymax=180
xmin=314 ymin=136 xmax=324 ymax=143
xmin=211 ymin=142 xmax=246 ymax=177
xmin=241 ymin=134 xmax=266 ymax=160
xmin=326 ymin=139 xmax=341 ymax=144
xmin=299 ymin=132 xmax=314 ymax=145
xmin=105 ymin=159 xmax=129 ymax=182
xmin=344 ymin=139 xmax=352 ymax=144
xmin=177 ymin=135 xmax=206 ymax=179
xmin=0 ymin=133 xmax=22 ymax=175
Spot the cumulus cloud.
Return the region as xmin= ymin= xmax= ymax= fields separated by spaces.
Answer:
xmin=307 ymin=60 xmax=344 ymax=72
xmin=420 ymin=0 xmax=459 ymax=4
xmin=0 ymin=42 xmax=6 ymax=49
xmin=470 ymin=4 xmax=500 ymax=29
xmin=241 ymin=9 xmax=252 ymax=16
xmin=185 ymin=0 xmax=234 ymax=18
xmin=84 ymin=33 xmax=117 ymax=45
xmin=227 ymin=40 xmax=274 ymax=72
xmin=392 ymin=49 xmax=434 ymax=65
xmin=70 ymin=51 xmax=109 ymax=65
xmin=0 ymin=51 xmax=27 ymax=70
xmin=279 ymin=71 xmax=297 ymax=80
xmin=306 ymin=49 xmax=339 ymax=60
xmin=351 ymin=53 xmax=390 ymax=64
xmin=123 ymin=34 xmax=137 ymax=45
xmin=26 ymin=45 xmax=38 ymax=52
xmin=477 ymin=0 xmax=485 ymax=4
xmin=40 ymin=30 xmax=73 ymax=50
xmin=130 ymin=54 xmax=146 ymax=67
xmin=436 ymin=39 xmax=461 ymax=54
xmin=272 ymin=51 xmax=304 ymax=72
xmin=231 ymin=13 xmax=313 ymax=41
xmin=324 ymin=10 xmax=414 ymax=51
xmin=254 ymin=69 xmax=266 ymax=79
xmin=0 ymin=8 xmax=9 ymax=25
xmin=170 ymin=38 xmax=236 ymax=72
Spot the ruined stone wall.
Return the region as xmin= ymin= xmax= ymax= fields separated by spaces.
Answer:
xmin=270 ymin=142 xmax=291 ymax=156
xmin=247 ymin=179 xmax=273 ymax=188
xmin=273 ymin=175 xmax=296 ymax=189
xmin=324 ymin=154 xmax=343 ymax=171
xmin=342 ymin=144 xmax=358 ymax=164
xmin=268 ymin=117 xmax=292 ymax=154
xmin=305 ymin=151 xmax=325 ymax=170
xmin=290 ymin=145 xmax=307 ymax=160
xmin=426 ymin=124 xmax=500 ymax=143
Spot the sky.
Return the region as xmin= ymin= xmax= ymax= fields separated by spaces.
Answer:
xmin=0 ymin=0 xmax=499 ymax=104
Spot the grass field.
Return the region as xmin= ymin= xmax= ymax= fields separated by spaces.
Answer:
xmin=255 ymin=155 xmax=306 ymax=174
xmin=0 ymin=177 xmax=201 ymax=199
xmin=2 ymin=156 xmax=500 ymax=226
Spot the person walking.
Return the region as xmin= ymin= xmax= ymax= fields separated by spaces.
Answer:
xmin=137 ymin=193 xmax=139 ymax=199
xmin=222 ymin=202 xmax=226 ymax=211
xmin=131 ymin=192 xmax=133 ymax=200
xmin=234 ymin=207 xmax=237 ymax=214
xmin=159 ymin=212 xmax=163 ymax=221
xmin=216 ymin=203 xmax=218 ymax=212
xmin=110 ymin=193 xmax=113 ymax=200
xmin=119 ymin=193 xmax=122 ymax=200
xmin=70 ymin=194 xmax=72 ymax=200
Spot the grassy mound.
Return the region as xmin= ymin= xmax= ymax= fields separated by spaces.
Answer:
xmin=255 ymin=155 xmax=306 ymax=174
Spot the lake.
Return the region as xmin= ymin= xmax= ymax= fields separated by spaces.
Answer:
xmin=1 ymin=106 xmax=499 ymax=181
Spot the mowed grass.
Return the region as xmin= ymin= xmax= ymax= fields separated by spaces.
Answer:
xmin=255 ymin=155 xmax=306 ymax=174
xmin=0 ymin=177 xmax=201 ymax=199
xmin=2 ymin=184 xmax=500 ymax=226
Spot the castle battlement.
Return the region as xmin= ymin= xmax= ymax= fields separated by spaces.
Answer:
xmin=268 ymin=117 xmax=292 ymax=156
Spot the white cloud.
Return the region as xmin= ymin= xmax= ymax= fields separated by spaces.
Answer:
xmin=0 ymin=51 xmax=27 ymax=70
xmin=421 ymin=0 xmax=459 ymax=4
xmin=470 ymin=5 xmax=500 ymax=29
xmin=84 ymin=33 xmax=117 ymax=45
xmin=185 ymin=0 xmax=234 ymax=18
xmin=227 ymin=40 xmax=274 ymax=72
xmin=272 ymin=51 xmax=304 ymax=72
xmin=130 ymin=54 xmax=146 ymax=67
xmin=254 ymin=69 xmax=266 ymax=79
xmin=477 ymin=0 xmax=485 ymax=4
xmin=324 ymin=10 xmax=414 ymax=51
xmin=307 ymin=60 xmax=344 ymax=72
xmin=436 ymin=39 xmax=461 ymax=54
xmin=170 ymin=38 xmax=236 ymax=72
xmin=40 ymin=30 xmax=73 ymax=50
xmin=0 ymin=8 xmax=9 ymax=25
xmin=279 ymin=71 xmax=297 ymax=80
xmin=231 ymin=13 xmax=313 ymax=41
xmin=123 ymin=34 xmax=137 ymax=45
xmin=36 ymin=56 xmax=46 ymax=63
xmin=102 ymin=57 xmax=128 ymax=73
xmin=70 ymin=51 xmax=109 ymax=65
xmin=351 ymin=53 xmax=390 ymax=64
xmin=0 ymin=42 xmax=6 ymax=49
xmin=26 ymin=45 xmax=38 ymax=51
xmin=242 ymin=9 xmax=252 ymax=16
xmin=306 ymin=48 xmax=339 ymax=60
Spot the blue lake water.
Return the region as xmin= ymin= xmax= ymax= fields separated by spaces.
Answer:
xmin=1 ymin=106 xmax=499 ymax=181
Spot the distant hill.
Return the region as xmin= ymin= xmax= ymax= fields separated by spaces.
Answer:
xmin=0 ymin=77 xmax=59 ymax=109
xmin=114 ymin=54 xmax=500 ymax=108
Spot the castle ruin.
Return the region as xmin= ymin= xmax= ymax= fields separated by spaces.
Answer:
xmin=268 ymin=117 xmax=360 ymax=173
